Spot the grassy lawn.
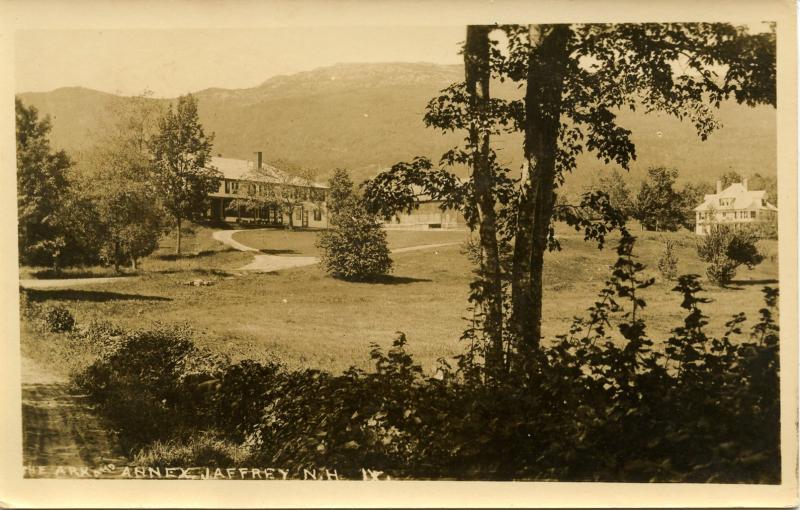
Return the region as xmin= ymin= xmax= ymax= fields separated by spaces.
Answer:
xmin=231 ymin=228 xmax=469 ymax=256
xmin=20 ymin=224 xmax=779 ymax=375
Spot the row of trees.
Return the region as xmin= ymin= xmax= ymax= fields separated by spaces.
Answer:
xmin=594 ymin=167 xmax=777 ymax=233
xmin=363 ymin=23 xmax=775 ymax=380
xmin=17 ymin=93 xmax=219 ymax=272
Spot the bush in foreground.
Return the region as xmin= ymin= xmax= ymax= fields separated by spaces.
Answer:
xmin=42 ymin=305 xmax=76 ymax=333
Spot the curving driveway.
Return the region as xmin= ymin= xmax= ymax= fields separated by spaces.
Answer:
xmin=212 ymin=229 xmax=319 ymax=272
xmin=212 ymin=229 xmax=461 ymax=273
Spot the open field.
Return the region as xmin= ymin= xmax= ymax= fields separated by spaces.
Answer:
xmin=20 ymin=224 xmax=778 ymax=374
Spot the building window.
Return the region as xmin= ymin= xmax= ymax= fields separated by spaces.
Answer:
xmin=294 ymin=207 xmax=302 ymax=221
xmin=314 ymin=209 xmax=322 ymax=222
xmin=751 ymin=211 xmax=756 ymax=218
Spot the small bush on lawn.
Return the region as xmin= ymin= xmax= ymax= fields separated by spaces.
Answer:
xmin=657 ymin=238 xmax=679 ymax=281
xmin=697 ymin=224 xmax=764 ymax=286
xmin=316 ymin=203 xmax=392 ymax=281
xmin=42 ymin=305 xmax=75 ymax=332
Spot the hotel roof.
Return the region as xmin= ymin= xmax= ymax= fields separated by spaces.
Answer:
xmin=209 ymin=156 xmax=327 ymax=188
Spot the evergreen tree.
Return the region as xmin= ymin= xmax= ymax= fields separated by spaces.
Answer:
xmin=633 ymin=167 xmax=684 ymax=231
xmin=316 ymin=203 xmax=392 ymax=281
xmin=327 ymin=168 xmax=357 ymax=219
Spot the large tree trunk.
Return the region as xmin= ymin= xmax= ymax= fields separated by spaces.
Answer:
xmin=511 ymin=25 xmax=571 ymax=363
xmin=465 ymin=25 xmax=505 ymax=376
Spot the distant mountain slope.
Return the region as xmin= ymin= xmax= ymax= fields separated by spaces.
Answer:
xmin=17 ymin=62 xmax=776 ymax=193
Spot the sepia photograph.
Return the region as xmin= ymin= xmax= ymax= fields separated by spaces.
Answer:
xmin=0 ymin=0 xmax=797 ymax=507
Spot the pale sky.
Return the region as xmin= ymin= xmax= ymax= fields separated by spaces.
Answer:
xmin=15 ymin=27 xmax=465 ymax=98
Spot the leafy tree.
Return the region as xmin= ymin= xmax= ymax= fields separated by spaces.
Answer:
xmin=678 ymin=180 xmax=715 ymax=231
xmin=363 ymin=23 xmax=775 ymax=374
xmin=748 ymin=172 xmax=778 ymax=206
xmin=633 ymin=167 xmax=684 ymax=231
xmin=596 ymin=169 xmax=634 ymax=221
xmin=719 ymin=170 xmax=744 ymax=189
xmin=149 ymin=94 xmax=219 ymax=255
xmin=316 ymin=203 xmax=392 ymax=281
xmin=697 ymin=224 xmax=764 ymax=285
xmin=16 ymin=99 xmax=101 ymax=271
xmin=82 ymin=93 xmax=166 ymax=271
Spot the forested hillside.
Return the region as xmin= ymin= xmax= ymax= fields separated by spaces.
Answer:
xmin=18 ymin=62 xmax=776 ymax=194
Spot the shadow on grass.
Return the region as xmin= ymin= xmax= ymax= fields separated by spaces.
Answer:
xmin=730 ymin=278 xmax=779 ymax=286
xmin=154 ymin=248 xmax=233 ymax=261
xmin=343 ymin=275 xmax=433 ymax=285
xmin=192 ymin=268 xmax=235 ymax=277
xmin=724 ymin=278 xmax=779 ymax=290
xmin=30 ymin=269 xmax=134 ymax=280
xmin=25 ymin=289 xmax=172 ymax=303
xmin=258 ymin=248 xmax=301 ymax=255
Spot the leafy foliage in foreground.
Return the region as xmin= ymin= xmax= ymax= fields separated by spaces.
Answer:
xmin=62 ymin=234 xmax=780 ymax=482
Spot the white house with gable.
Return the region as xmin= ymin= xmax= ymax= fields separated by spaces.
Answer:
xmin=694 ymin=178 xmax=777 ymax=235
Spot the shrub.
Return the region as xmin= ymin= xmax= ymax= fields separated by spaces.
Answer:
xmin=657 ymin=238 xmax=679 ymax=281
xmin=697 ymin=225 xmax=764 ymax=285
xmin=212 ymin=359 xmax=283 ymax=441
xmin=74 ymin=323 xmax=226 ymax=451
xmin=316 ymin=203 xmax=392 ymax=281
xmin=42 ymin=305 xmax=75 ymax=332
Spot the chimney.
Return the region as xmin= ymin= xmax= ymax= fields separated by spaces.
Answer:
xmin=254 ymin=151 xmax=263 ymax=171
xmin=742 ymin=178 xmax=748 ymax=191
xmin=716 ymin=180 xmax=722 ymax=194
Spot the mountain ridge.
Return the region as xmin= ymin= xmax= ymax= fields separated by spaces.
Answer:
xmin=17 ymin=62 xmax=776 ymax=194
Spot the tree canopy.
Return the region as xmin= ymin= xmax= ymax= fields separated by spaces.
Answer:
xmin=149 ymin=94 xmax=219 ymax=254
xmin=16 ymin=98 xmax=99 ymax=270
xmin=363 ymin=22 xmax=776 ymax=378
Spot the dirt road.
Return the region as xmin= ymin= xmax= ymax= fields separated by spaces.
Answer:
xmin=21 ymin=357 xmax=128 ymax=477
